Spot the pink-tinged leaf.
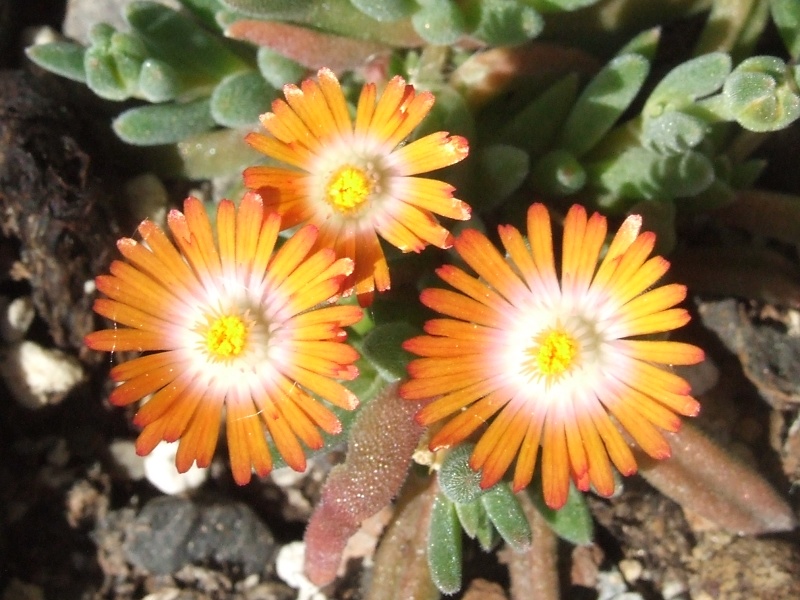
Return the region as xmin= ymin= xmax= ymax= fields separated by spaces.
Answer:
xmin=671 ymin=246 xmax=800 ymax=309
xmin=714 ymin=189 xmax=800 ymax=246
xmin=637 ymin=423 xmax=797 ymax=535
xmin=226 ymin=20 xmax=390 ymax=71
xmin=367 ymin=474 xmax=441 ymax=600
xmin=504 ymin=492 xmax=560 ymax=600
xmin=450 ymin=42 xmax=600 ymax=109
xmin=304 ymin=382 xmax=425 ymax=586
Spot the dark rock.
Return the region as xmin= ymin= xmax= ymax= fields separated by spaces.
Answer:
xmin=124 ymin=496 xmax=276 ymax=577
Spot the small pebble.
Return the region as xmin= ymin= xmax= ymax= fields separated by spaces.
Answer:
xmin=142 ymin=441 xmax=208 ymax=495
xmin=275 ymin=542 xmax=326 ymax=600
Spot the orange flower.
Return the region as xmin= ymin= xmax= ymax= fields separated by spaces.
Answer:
xmin=85 ymin=193 xmax=363 ymax=485
xmin=243 ymin=67 xmax=470 ymax=305
xmin=400 ymin=203 xmax=704 ymax=509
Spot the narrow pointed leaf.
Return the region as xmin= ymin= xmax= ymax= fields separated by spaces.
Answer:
xmin=428 ymin=493 xmax=463 ymax=595
xmin=638 ymin=423 xmax=797 ymax=534
xmin=113 ymin=99 xmax=216 ymax=145
xmin=481 ymin=483 xmax=532 ymax=551
xmin=559 ymin=53 xmax=650 ymax=157
xmin=528 ymin=478 xmax=594 ymax=546
xmin=26 ymin=43 xmax=87 ymax=83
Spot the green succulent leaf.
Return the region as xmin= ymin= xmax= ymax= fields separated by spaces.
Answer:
xmin=428 ymin=493 xmax=463 ymax=595
xmin=590 ymin=146 xmax=715 ymax=202
xmin=474 ymin=144 xmax=529 ymax=209
xmin=528 ymin=479 xmax=594 ymax=546
xmin=88 ymin=22 xmax=115 ymax=48
xmin=454 ymin=498 xmax=490 ymax=541
xmin=480 ymin=484 xmax=532 ymax=551
xmin=723 ymin=56 xmax=800 ymax=132
xmin=558 ymin=53 xmax=650 ymax=157
xmin=138 ymin=58 xmax=181 ymax=102
xmin=257 ymin=47 xmax=306 ymax=88
xmin=642 ymin=111 xmax=708 ymax=153
xmin=644 ymin=52 xmax=732 ymax=117
xmin=462 ymin=0 xmax=544 ymax=46
xmin=498 ymin=74 xmax=579 ymax=156
xmin=127 ymin=0 xmax=249 ymax=89
xmin=113 ymin=98 xmax=216 ymax=145
xmin=210 ymin=70 xmax=276 ymax=127
xmin=525 ymin=0 xmax=601 ymax=12
xmin=771 ymin=0 xmax=800 ymax=60
xmin=361 ymin=322 xmax=419 ymax=382
xmin=412 ymin=0 xmax=467 ymax=45
xmin=176 ymin=127 xmax=264 ymax=179
xmin=176 ymin=0 xmax=228 ymax=31
xmin=349 ymin=0 xmax=416 ymax=21
xmin=25 ymin=42 xmax=87 ymax=83
xmin=84 ymin=46 xmax=134 ymax=101
xmin=530 ymin=148 xmax=586 ymax=196
xmin=616 ymin=26 xmax=661 ymax=61
xmin=439 ymin=444 xmax=484 ymax=505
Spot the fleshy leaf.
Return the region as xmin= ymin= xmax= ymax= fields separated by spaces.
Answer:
xmin=176 ymin=128 xmax=267 ymax=179
xmin=226 ymin=19 xmax=388 ymax=71
xmin=714 ymin=189 xmax=800 ymax=245
xmin=349 ymin=0 xmax=416 ymax=21
xmin=591 ymin=146 xmax=715 ymax=203
xmin=210 ymin=70 xmax=276 ymax=127
xmin=526 ymin=0 xmax=601 ymax=11
xmin=616 ymin=26 xmax=661 ymax=60
xmin=137 ymin=58 xmax=181 ymax=102
xmin=256 ymin=47 xmax=306 ymax=88
xmin=453 ymin=498 xmax=484 ymax=539
xmin=558 ymin=53 xmax=650 ymax=157
xmin=368 ymin=475 xmax=441 ymax=600
xmin=127 ymin=0 xmax=249 ymax=88
xmin=84 ymin=46 xmax=135 ymax=101
xmin=474 ymin=144 xmax=529 ymax=209
xmin=637 ymin=423 xmax=797 ymax=535
xmin=642 ymin=110 xmax=708 ymax=153
xmin=771 ymin=0 xmax=800 ymax=60
xmin=221 ymin=0 xmax=423 ymax=46
xmin=439 ymin=444 xmax=484 ymax=505
xmin=528 ymin=477 xmax=594 ymax=546
xmin=25 ymin=42 xmax=87 ymax=83
xmin=498 ymin=74 xmax=579 ymax=155
xmin=463 ymin=0 xmax=544 ymax=46
xmin=304 ymin=383 xmax=424 ymax=585
xmin=723 ymin=56 xmax=800 ymax=132
xmin=427 ymin=493 xmax=463 ymax=595
xmin=480 ymin=483 xmax=532 ymax=551
xmin=361 ymin=322 xmax=418 ymax=382
xmin=113 ymin=99 xmax=216 ymax=145
xmin=412 ymin=0 xmax=467 ymax=45
xmin=644 ymin=52 xmax=732 ymax=117
xmin=507 ymin=491 xmax=560 ymax=600
xmin=530 ymin=148 xmax=586 ymax=196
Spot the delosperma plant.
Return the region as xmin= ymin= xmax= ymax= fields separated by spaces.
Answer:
xmin=30 ymin=0 xmax=800 ymax=596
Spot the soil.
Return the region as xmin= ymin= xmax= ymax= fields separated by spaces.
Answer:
xmin=1 ymin=3 xmax=799 ymax=600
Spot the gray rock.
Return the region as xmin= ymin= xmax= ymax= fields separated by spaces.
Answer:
xmin=124 ymin=497 xmax=275 ymax=577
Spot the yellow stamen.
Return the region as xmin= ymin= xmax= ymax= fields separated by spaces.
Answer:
xmin=325 ymin=165 xmax=373 ymax=213
xmin=205 ymin=315 xmax=247 ymax=358
xmin=533 ymin=329 xmax=579 ymax=377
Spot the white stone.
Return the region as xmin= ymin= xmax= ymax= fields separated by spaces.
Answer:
xmin=109 ymin=439 xmax=146 ymax=480
xmin=142 ymin=441 xmax=208 ymax=495
xmin=0 ymin=296 xmax=35 ymax=342
xmin=1 ymin=341 xmax=84 ymax=409
xmin=275 ymin=542 xmax=327 ymax=600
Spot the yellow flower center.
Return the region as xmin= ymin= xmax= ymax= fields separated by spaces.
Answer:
xmin=325 ymin=165 xmax=373 ymax=214
xmin=205 ymin=315 xmax=248 ymax=359
xmin=533 ymin=329 xmax=579 ymax=377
